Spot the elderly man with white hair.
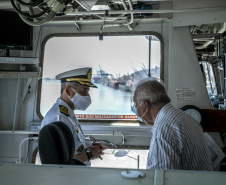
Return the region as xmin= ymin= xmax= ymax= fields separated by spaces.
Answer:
xmin=132 ymin=78 xmax=213 ymax=171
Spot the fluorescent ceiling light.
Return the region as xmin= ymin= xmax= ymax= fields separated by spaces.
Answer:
xmin=75 ymin=0 xmax=110 ymax=11
xmin=91 ymin=5 xmax=110 ymax=11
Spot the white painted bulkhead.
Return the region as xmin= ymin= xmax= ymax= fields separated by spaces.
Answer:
xmin=0 ymin=0 xmax=225 ymax=169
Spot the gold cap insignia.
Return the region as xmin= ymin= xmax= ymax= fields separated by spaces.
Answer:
xmin=87 ymin=68 xmax=92 ymax=81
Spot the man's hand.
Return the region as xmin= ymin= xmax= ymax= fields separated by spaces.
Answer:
xmin=88 ymin=142 xmax=107 ymax=160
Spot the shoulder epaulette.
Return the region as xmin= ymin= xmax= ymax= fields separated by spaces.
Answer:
xmin=59 ymin=105 xmax=69 ymax=116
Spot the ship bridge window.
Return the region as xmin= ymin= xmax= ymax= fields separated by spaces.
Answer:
xmin=39 ymin=35 xmax=161 ymax=121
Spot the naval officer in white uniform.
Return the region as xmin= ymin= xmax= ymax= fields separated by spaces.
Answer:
xmin=41 ymin=67 xmax=106 ymax=165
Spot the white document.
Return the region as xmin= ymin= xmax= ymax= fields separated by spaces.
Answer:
xmin=204 ymin=133 xmax=225 ymax=168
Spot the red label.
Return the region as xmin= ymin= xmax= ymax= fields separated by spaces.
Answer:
xmin=75 ymin=114 xmax=138 ymax=120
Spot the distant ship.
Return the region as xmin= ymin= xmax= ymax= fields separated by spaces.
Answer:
xmin=108 ymin=80 xmax=120 ymax=89
xmin=92 ymin=65 xmax=160 ymax=91
xmin=119 ymin=80 xmax=132 ymax=91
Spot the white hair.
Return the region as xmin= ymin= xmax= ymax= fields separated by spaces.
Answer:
xmin=133 ymin=77 xmax=170 ymax=107
xmin=61 ymin=81 xmax=80 ymax=94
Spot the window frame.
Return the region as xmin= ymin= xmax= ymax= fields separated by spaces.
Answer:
xmin=37 ymin=32 xmax=164 ymax=121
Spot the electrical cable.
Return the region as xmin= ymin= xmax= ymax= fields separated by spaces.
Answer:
xmin=11 ymin=0 xmax=73 ymax=26
xmin=38 ymin=6 xmax=68 ymax=16
xmin=16 ymin=3 xmax=57 ymax=26
xmin=206 ymin=57 xmax=223 ymax=68
xmin=15 ymin=0 xmax=44 ymax=7
xmin=209 ymin=57 xmax=219 ymax=65
xmin=28 ymin=3 xmax=55 ymax=23
xmin=87 ymin=137 xmax=117 ymax=148
xmin=14 ymin=0 xmax=66 ymax=26
xmin=11 ymin=0 xmax=50 ymax=19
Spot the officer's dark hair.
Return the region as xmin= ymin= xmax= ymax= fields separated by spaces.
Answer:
xmin=61 ymin=82 xmax=80 ymax=94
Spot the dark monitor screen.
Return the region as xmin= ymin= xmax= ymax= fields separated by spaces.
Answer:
xmin=0 ymin=10 xmax=33 ymax=50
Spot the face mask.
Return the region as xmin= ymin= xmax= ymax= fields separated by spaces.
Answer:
xmin=69 ymin=88 xmax=91 ymax=111
xmin=131 ymin=105 xmax=143 ymax=122
xmin=131 ymin=102 xmax=148 ymax=122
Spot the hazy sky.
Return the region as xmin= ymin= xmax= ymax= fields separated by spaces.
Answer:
xmin=43 ymin=35 xmax=160 ymax=78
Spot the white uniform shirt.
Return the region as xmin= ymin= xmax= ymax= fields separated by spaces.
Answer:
xmin=41 ymin=98 xmax=90 ymax=165
xmin=147 ymin=103 xmax=213 ymax=171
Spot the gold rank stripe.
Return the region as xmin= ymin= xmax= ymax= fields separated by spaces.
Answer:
xmin=66 ymin=78 xmax=91 ymax=82
xmin=78 ymin=81 xmax=95 ymax=86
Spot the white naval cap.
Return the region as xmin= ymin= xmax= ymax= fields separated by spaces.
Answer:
xmin=56 ymin=67 xmax=97 ymax=88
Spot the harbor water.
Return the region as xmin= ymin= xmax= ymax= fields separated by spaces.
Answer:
xmin=40 ymin=80 xmax=135 ymax=118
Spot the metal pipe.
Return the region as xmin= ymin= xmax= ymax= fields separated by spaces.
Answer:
xmin=149 ymin=36 xmax=151 ymax=77
xmin=196 ymin=22 xmax=226 ymax=49
xmin=93 ymin=0 xmax=128 ymax=23
xmin=196 ymin=40 xmax=214 ymax=50
xmin=192 ymin=33 xmax=223 ymax=39
xmin=116 ymin=132 xmax=125 ymax=145
xmin=103 ymin=24 xmax=121 ymax=28
xmin=127 ymin=0 xmax=133 ymax=26
xmin=218 ymin=64 xmax=223 ymax=95
xmin=112 ymin=0 xmax=129 ymax=21
xmin=223 ymin=55 xmax=226 ymax=109
xmin=0 ymin=130 xmax=150 ymax=137
xmin=193 ymin=38 xmax=214 ymax=42
xmin=101 ymin=0 xmax=133 ymax=30
xmin=0 ymin=130 xmax=39 ymax=135
xmin=89 ymin=14 xmax=128 ymax=29
xmin=218 ymin=22 xmax=226 ymax=33
xmin=18 ymin=137 xmax=38 ymax=164
xmin=206 ymin=63 xmax=214 ymax=95
xmin=87 ymin=133 xmax=150 ymax=137
xmin=121 ymin=0 xmax=128 ymax=10
xmin=48 ymin=18 xmax=167 ymax=25
xmin=12 ymin=78 xmax=20 ymax=133
xmin=67 ymin=7 xmax=226 ymax=16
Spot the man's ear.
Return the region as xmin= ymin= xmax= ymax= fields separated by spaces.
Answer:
xmin=65 ymin=86 xmax=71 ymax=96
xmin=143 ymin=101 xmax=150 ymax=108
